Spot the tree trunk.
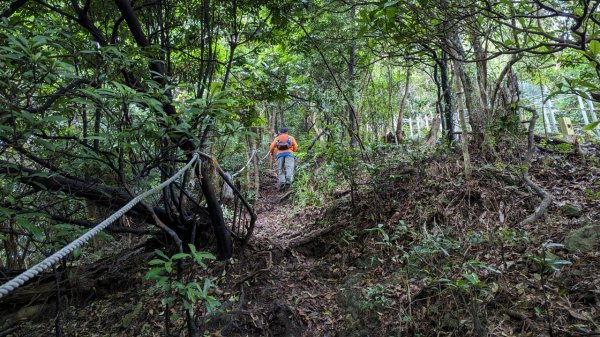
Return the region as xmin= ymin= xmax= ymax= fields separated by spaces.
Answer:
xmin=472 ymin=37 xmax=490 ymax=118
xmin=449 ymin=32 xmax=484 ymax=147
xmin=197 ymin=163 xmax=232 ymax=259
xmin=424 ymin=115 xmax=441 ymax=146
xmin=252 ymin=129 xmax=260 ymax=202
xmin=395 ymin=67 xmax=411 ymax=143
xmin=440 ymin=51 xmax=456 ymax=142
xmin=453 ymin=60 xmax=473 ymax=179
xmin=348 ymin=5 xmax=359 ymax=148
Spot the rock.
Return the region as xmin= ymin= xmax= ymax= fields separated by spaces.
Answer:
xmin=564 ymin=225 xmax=600 ymax=253
xmin=561 ymin=203 xmax=582 ymax=218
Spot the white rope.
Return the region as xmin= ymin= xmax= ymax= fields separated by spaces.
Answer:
xmin=230 ymin=150 xmax=271 ymax=178
xmin=0 ymin=153 xmax=200 ymax=299
xmin=231 ymin=150 xmax=257 ymax=178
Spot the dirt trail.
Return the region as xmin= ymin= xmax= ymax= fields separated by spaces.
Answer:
xmin=233 ymin=169 xmax=345 ymax=337
xmin=253 ymin=170 xmax=303 ymax=246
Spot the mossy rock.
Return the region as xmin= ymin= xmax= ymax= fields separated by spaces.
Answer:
xmin=564 ymin=225 xmax=600 ymax=253
xmin=561 ymin=203 xmax=583 ymax=218
xmin=336 ymin=273 xmax=382 ymax=337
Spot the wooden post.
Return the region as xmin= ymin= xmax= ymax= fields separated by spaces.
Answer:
xmin=558 ymin=117 xmax=575 ymax=141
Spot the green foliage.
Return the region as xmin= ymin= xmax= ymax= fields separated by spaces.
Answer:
xmin=528 ymin=242 xmax=572 ymax=272
xmin=538 ymin=139 xmax=574 ymax=154
xmin=145 ymin=245 xmax=220 ymax=315
xmin=498 ymin=227 xmax=530 ymax=245
xmin=292 ymin=150 xmax=339 ymax=207
xmin=362 ymin=283 xmax=393 ymax=308
xmin=583 ymin=121 xmax=600 ymax=132
xmin=365 ymin=221 xmax=406 ymax=247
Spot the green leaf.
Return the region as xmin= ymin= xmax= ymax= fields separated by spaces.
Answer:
xmin=154 ymin=249 xmax=170 ymax=260
xmin=34 ymin=139 xmax=56 ymax=151
xmin=145 ymin=268 xmax=163 ymax=280
xmin=15 ymin=216 xmax=45 ymax=241
xmin=542 ymin=242 xmax=564 ymax=249
xmin=582 ymin=121 xmax=600 ymax=131
xmin=383 ymin=0 xmax=399 ymax=8
xmin=589 ymin=40 xmax=600 ymax=57
xmin=203 ymin=278 xmax=212 ymax=294
xmin=148 ymin=259 xmax=166 ymax=266
xmin=464 ymin=273 xmax=480 ymax=285
xmin=161 ymin=296 xmax=175 ymax=306
xmin=171 ymin=252 xmax=190 ymax=261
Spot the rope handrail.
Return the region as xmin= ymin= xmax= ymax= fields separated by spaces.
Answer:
xmin=231 ymin=150 xmax=257 ymax=178
xmin=0 ymin=152 xmax=200 ymax=299
xmin=231 ymin=150 xmax=271 ymax=178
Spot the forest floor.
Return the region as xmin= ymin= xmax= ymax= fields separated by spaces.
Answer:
xmin=3 ymin=143 xmax=600 ymax=337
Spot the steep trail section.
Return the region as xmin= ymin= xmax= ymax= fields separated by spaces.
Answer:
xmin=253 ymin=171 xmax=311 ymax=247
xmin=228 ymin=169 xmax=346 ymax=336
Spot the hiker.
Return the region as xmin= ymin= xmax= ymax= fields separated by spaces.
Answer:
xmin=269 ymin=127 xmax=298 ymax=191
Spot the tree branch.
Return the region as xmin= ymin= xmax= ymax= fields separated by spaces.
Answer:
xmin=1 ymin=0 xmax=28 ymax=18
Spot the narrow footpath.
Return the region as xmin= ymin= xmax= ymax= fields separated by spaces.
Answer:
xmin=228 ymin=168 xmax=346 ymax=337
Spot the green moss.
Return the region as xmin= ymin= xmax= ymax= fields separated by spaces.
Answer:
xmin=560 ymin=203 xmax=582 ymax=218
xmin=564 ymin=225 xmax=600 ymax=253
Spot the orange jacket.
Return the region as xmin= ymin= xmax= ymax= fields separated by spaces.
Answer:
xmin=269 ymin=133 xmax=298 ymax=156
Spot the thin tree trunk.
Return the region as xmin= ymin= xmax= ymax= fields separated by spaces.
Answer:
xmin=472 ymin=37 xmax=490 ymax=117
xmin=348 ymin=5 xmax=358 ymax=147
xmin=441 ymin=52 xmax=455 ymax=142
xmin=252 ymin=129 xmax=260 ymax=202
xmin=395 ymin=67 xmax=411 ymax=143
xmin=453 ymin=60 xmax=472 ymax=179
xmin=222 ymin=0 xmax=238 ymax=91
xmin=449 ymin=32 xmax=484 ymax=147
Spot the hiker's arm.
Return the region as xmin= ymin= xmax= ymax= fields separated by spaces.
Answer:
xmin=292 ymin=137 xmax=298 ymax=152
xmin=269 ymin=139 xmax=276 ymax=154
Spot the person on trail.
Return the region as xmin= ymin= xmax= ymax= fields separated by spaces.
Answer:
xmin=269 ymin=127 xmax=298 ymax=191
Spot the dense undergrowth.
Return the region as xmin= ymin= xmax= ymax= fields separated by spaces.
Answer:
xmin=5 ymin=139 xmax=600 ymax=337
xmin=302 ymin=140 xmax=600 ymax=336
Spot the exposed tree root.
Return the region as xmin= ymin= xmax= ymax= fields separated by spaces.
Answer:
xmin=233 ymin=252 xmax=272 ymax=287
xmin=519 ymin=105 xmax=552 ymax=227
xmin=518 ymin=172 xmax=552 ymax=227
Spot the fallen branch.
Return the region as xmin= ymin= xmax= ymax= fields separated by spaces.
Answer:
xmin=279 ymin=190 xmax=293 ymax=203
xmin=533 ymin=134 xmax=574 ymax=145
xmin=288 ymin=223 xmax=341 ymax=248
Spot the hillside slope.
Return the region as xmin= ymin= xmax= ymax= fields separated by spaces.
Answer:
xmin=3 ymin=146 xmax=600 ymax=337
